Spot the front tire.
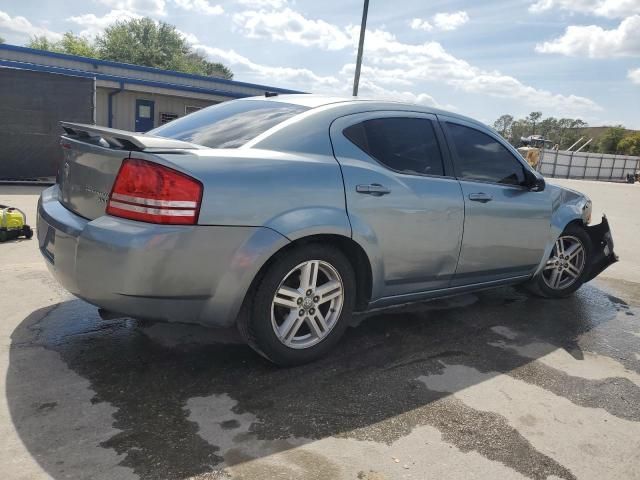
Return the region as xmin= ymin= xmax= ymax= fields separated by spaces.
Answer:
xmin=529 ymin=223 xmax=592 ymax=298
xmin=239 ymin=244 xmax=355 ymax=366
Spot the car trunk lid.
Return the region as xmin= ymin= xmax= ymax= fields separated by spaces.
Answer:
xmin=58 ymin=122 xmax=202 ymax=220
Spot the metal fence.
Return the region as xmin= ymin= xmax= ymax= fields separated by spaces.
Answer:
xmin=537 ymin=149 xmax=639 ymax=182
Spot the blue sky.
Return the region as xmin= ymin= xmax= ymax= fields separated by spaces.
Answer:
xmin=1 ymin=0 xmax=639 ymax=128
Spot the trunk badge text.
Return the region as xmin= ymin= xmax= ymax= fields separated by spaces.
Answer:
xmin=84 ymin=186 xmax=109 ymax=204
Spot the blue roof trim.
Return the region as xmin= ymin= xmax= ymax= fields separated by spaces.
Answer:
xmin=0 ymin=43 xmax=303 ymax=94
xmin=0 ymin=60 xmax=253 ymax=98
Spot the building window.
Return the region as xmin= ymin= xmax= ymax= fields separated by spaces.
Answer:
xmin=160 ymin=112 xmax=179 ymax=125
xmin=185 ymin=106 xmax=202 ymax=115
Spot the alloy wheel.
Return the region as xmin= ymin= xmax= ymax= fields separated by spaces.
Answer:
xmin=271 ymin=260 xmax=344 ymax=349
xmin=542 ymin=235 xmax=586 ymax=290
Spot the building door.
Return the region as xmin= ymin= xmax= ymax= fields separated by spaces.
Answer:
xmin=134 ymin=99 xmax=155 ymax=132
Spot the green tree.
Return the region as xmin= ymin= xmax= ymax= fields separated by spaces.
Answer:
xmin=0 ymin=35 xmax=5 ymax=44
xmin=96 ymin=18 xmax=232 ymax=79
xmin=617 ymin=132 xmax=640 ymax=156
xmin=57 ymin=32 xmax=98 ymax=57
xmin=538 ymin=117 xmax=558 ymax=142
xmin=511 ymin=119 xmax=531 ymax=144
xmin=500 ymin=114 xmax=592 ymax=149
xmin=27 ymin=35 xmax=57 ymax=51
xmin=493 ymin=114 xmax=514 ymax=139
xmin=28 ymin=32 xmax=98 ymax=56
xmin=26 ymin=18 xmax=232 ymax=79
xmin=556 ymin=118 xmax=574 ymax=148
xmin=191 ymin=53 xmax=233 ymax=80
xmin=598 ymin=126 xmax=627 ymax=154
xmin=560 ymin=119 xmax=589 ymax=150
xmin=527 ymin=111 xmax=543 ymax=135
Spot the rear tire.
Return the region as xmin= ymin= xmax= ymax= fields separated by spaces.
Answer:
xmin=238 ymin=244 xmax=355 ymax=366
xmin=526 ymin=223 xmax=592 ymax=298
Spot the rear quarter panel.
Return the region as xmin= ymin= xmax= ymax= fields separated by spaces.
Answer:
xmin=134 ymin=149 xmax=349 ymax=234
xmin=132 ymin=148 xmax=351 ymax=325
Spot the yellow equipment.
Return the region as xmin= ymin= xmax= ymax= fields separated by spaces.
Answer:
xmin=0 ymin=205 xmax=33 ymax=242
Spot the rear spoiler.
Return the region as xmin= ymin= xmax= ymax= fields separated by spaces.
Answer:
xmin=60 ymin=122 xmax=203 ymax=151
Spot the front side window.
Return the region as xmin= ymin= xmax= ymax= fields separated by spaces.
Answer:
xmin=446 ymin=123 xmax=526 ymax=186
xmin=343 ymin=117 xmax=445 ymax=176
xmin=149 ymin=100 xmax=309 ymax=149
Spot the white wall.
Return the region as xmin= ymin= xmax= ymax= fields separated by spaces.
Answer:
xmin=97 ymin=88 xmax=217 ymax=131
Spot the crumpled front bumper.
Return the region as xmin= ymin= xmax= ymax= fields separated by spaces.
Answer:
xmin=584 ymin=215 xmax=618 ymax=282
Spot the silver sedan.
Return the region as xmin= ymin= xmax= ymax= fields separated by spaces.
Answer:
xmin=37 ymin=95 xmax=617 ymax=365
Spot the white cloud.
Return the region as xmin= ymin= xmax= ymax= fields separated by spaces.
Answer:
xmin=194 ymin=44 xmax=341 ymax=89
xmin=354 ymin=27 xmax=601 ymax=114
xmin=67 ymin=10 xmax=142 ymax=38
xmin=535 ymin=15 xmax=640 ymax=57
xmin=409 ymin=18 xmax=433 ymax=32
xmin=219 ymin=6 xmax=598 ymax=115
xmin=360 ymin=81 xmax=451 ymax=109
xmin=97 ymin=0 xmax=166 ymax=16
xmin=237 ymin=0 xmax=288 ymax=7
xmin=198 ymin=23 xmax=599 ymax=115
xmin=629 ymin=67 xmax=640 ymax=84
xmin=410 ymin=12 xmax=469 ymax=32
xmin=232 ymin=7 xmax=353 ymax=50
xmin=433 ymin=11 xmax=470 ymax=31
xmin=173 ymin=0 xmax=223 ymax=15
xmin=176 ymin=29 xmax=199 ymax=44
xmin=528 ymin=0 xmax=640 ymax=19
xmin=0 ymin=10 xmax=62 ymax=41
xmin=340 ymin=65 xmax=455 ymax=109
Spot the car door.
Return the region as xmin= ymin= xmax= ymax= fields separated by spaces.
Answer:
xmin=440 ymin=116 xmax=552 ymax=286
xmin=330 ymin=111 xmax=465 ymax=299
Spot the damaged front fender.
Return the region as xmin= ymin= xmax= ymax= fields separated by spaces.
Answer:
xmin=584 ymin=215 xmax=618 ymax=283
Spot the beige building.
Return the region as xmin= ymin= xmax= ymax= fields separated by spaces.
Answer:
xmin=0 ymin=43 xmax=300 ymax=133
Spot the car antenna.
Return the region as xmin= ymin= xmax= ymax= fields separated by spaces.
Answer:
xmin=264 ymin=91 xmax=279 ymax=97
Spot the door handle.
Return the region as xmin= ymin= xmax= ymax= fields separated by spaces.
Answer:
xmin=356 ymin=184 xmax=391 ymax=196
xmin=468 ymin=192 xmax=493 ymax=203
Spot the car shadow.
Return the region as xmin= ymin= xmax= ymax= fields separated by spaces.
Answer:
xmin=7 ymin=283 xmax=640 ymax=479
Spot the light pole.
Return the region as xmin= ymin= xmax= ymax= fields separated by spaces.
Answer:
xmin=352 ymin=0 xmax=369 ymax=97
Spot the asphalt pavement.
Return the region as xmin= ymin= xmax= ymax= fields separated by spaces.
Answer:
xmin=1 ymin=180 xmax=639 ymax=480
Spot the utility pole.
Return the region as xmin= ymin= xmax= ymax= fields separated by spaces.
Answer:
xmin=352 ymin=0 xmax=369 ymax=97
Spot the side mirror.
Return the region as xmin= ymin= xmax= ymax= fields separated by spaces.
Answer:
xmin=525 ymin=170 xmax=546 ymax=192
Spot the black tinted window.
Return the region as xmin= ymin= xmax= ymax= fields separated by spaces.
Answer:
xmin=149 ymin=100 xmax=309 ymax=148
xmin=343 ymin=118 xmax=444 ymax=176
xmin=447 ymin=123 xmax=525 ymax=186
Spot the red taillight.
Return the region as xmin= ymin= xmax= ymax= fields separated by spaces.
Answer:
xmin=106 ymin=158 xmax=202 ymax=225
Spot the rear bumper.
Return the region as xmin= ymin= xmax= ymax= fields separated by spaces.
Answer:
xmin=584 ymin=215 xmax=618 ymax=282
xmin=37 ymin=186 xmax=289 ymax=327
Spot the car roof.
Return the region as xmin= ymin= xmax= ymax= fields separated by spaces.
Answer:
xmin=238 ymin=94 xmax=487 ymax=129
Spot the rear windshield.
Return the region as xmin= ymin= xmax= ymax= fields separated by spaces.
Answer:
xmin=148 ymin=100 xmax=309 ymax=148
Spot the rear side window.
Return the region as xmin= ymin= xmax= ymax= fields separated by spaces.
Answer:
xmin=446 ymin=123 xmax=526 ymax=186
xmin=343 ymin=117 xmax=444 ymax=176
xmin=149 ymin=100 xmax=309 ymax=148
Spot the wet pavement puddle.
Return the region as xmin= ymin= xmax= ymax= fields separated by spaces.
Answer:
xmin=7 ymin=282 xmax=640 ymax=479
